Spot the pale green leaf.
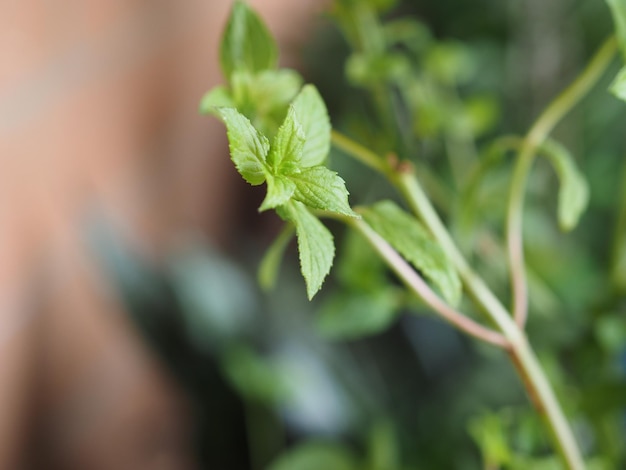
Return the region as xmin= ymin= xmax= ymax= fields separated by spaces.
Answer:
xmin=259 ymin=174 xmax=296 ymax=211
xmin=268 ymin=441 xmax=359 ymax=470
xmin=291 ymin=167 xmax=358 ymax=217
xmin=292 ymin=85 xmax=331 ymax=167
xmin=362 ymin=200 xmax=462 ymax=306
xmin=268 ymin=105 xmax=304 ymax=173
xmin=606 ymin=0 xmax=626 ymax=59
xmin=281 ymin=201 xmax=335 ymax=300
xmin=219 ymin=0 xmax=278 ymax=79
xmin=258 ymin=224 xmax=295 ymax=290
xmin=538 ymin=139 xmax=590 ymax=231
xmin=316 ymin=289 xmax=399 ymax=340
xmin=231 ymin=69 xmax=303 ymax=134
xmin=199 ymin=86 xmax=234 ymax=116
xmin=217 ymin=108 xmax=269 ymax=185
xmin=609 ymin=65 xmax=626 ymax=102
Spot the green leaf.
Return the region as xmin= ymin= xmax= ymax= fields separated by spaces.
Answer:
xmin=362 ymin=201 xmax=462 ymax=306
xmin=609 ymin=65 xmax=626 ymax=102
xmin=316 ymin=289 xmax=400 ymax=340
xmin=538 ymin=139 xmax=590 ymax=231
xmin=292 ymin=85 xmax=332 ymax=167
xmin=199 ymin=86 xmax=235 ymax=115
xmin=258 ymin=224 xmax=295 ymax=290
xmin=606 ymin=0 xmax=626 ymax=59
xmin=281 ymin=202 xmax=335 ymax=300
xmin=292 ymin=167 xmax=358 ymax=217
xmin=260 ymin=174 xmax=296 ymax=211
xmin=231 ymin=69 xmax=303 ymax=134
xmin=219 ymin=0 xmax=278 ymax=79
xmin=223 ymin=345 xmax=288 ymax=404
xmin=268 ymin=441 xmax=359 ymax=470
xmin=268 ymin=105 xmax=305 ymax=173
xmin=217 ymin=108 xmax=269 ymax=185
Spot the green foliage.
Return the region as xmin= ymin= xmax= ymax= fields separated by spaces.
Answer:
xmin=362 ymin=201 xmax=462 ymax=306
xmin=217 ymin=107 xmax=269 ymax=185
xmin=199 ymin=0 xmax=626 ymax=468
xmin=281 ymin=201 xmax=336 ymax=299
xmin=537 ymin=139 xmax=590 ymax=232
xmin=268 ymin=441 xmax=359 ymax=470
xmin=219 ymin=0 xmax=278 ymax=78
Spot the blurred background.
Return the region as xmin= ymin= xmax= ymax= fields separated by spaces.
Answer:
xmin=1 ymin=0 xmax=624 ymax=469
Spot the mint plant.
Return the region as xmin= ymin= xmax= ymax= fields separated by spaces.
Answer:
xmin=201 ymin=1 xmax=626 ymax=468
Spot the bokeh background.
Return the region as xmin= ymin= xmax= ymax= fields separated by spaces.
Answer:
xmin=1 ymin=0 xmax=624 ymax=469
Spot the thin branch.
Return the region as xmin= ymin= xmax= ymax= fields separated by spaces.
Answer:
xmin=346 ymin=217 xmax=509 ymax=348
xmin=506 ymin=35 xmax=618 ymax=328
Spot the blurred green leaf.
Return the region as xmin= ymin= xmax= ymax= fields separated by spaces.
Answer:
xmin=219 ymin=0 xmax=278 ymax=78
xmin=538 ymin=139 xmax=590 ymax=231
xmin=223 ymin=345 xmax=287 ymax=404
xmin=268 ymin=441 xmax=360 ymax=470
xmin=316 ymin=289 xmax=400 ymax=340
xmin=468 ymin=412 xmax=512 ymax=468
xmin=258 ymin=224 xmax=295 ymax=291
xmin=609 ymin=65 xmax=626 ymax=102
xmin=362 ymin=201 xmax=462 ymax=306
xmin=199 ymin=86 xmax=235 ymax=115
xmin=606 ymin=0 xmax=626 ymax=59
xmin=367 ymin=421 xmax=400 ymax=470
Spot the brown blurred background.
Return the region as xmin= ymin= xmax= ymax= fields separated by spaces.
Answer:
xmin=0 ymin=1 xmax=326 ymax=468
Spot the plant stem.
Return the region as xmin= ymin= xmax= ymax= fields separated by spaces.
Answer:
xmin=507 ymin=36 xmax=618 ymax=328
xmin=347 ymin=216 xmax=508 ymax=348
xmin=331 ymin=133 xmax=585 ymax=469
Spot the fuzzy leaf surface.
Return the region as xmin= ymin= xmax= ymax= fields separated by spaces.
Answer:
xmin=291 ymin=167 xmax=358 ymax=217
xmin=292 ymin=85 xmax=331 ymax=167
xmin=362 ymin=200 xmax=462 ymax=306
xmin=220 ymin=0 xmax=278 ymax=78
xmin=260 ymin=174 xmax=296 ymax=211
xmin=281 ymin=202 xmax=335 ymax=300
xmin=217 ymin=108 xmax=269 ymax=185
xmin=268 ymin=106 xmax=305 ymax=173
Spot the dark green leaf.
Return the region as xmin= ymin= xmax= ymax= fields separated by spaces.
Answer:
xmin=217 ymin=108 xmax=269 ymax=185
xmin=609 ymin=65 xmax=626 ymax=102
xmin=268 ymin=105 xmax=305 ymax=173
xmin=292 ymin=85 xmax=331 ymax=167
xmin=538 ymin=139 xmax=590 ymax=231
xmin=606 ymin=0 xmax=626 ymax=59
xmin=223 ymin=345 xmax=287 ymax=404
xmin=292 ymin=167 xmax=358 ymax=217
xmin=281 ymin=201 xmax=335 ymax=300
xmin=219 ymin=0 xmax=278 ymax=79
xmin=316 ymin=289 xmax=400 ymax=340
xmin=268 ymin=441 xmax=359 ymax=470
xmin=258 ymin=224 xmax=295 ymax=290
xmin=362 ymin=201 xmax=462 ymax=306
xmin=199 ymin=86 xmax=234 ymax=115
